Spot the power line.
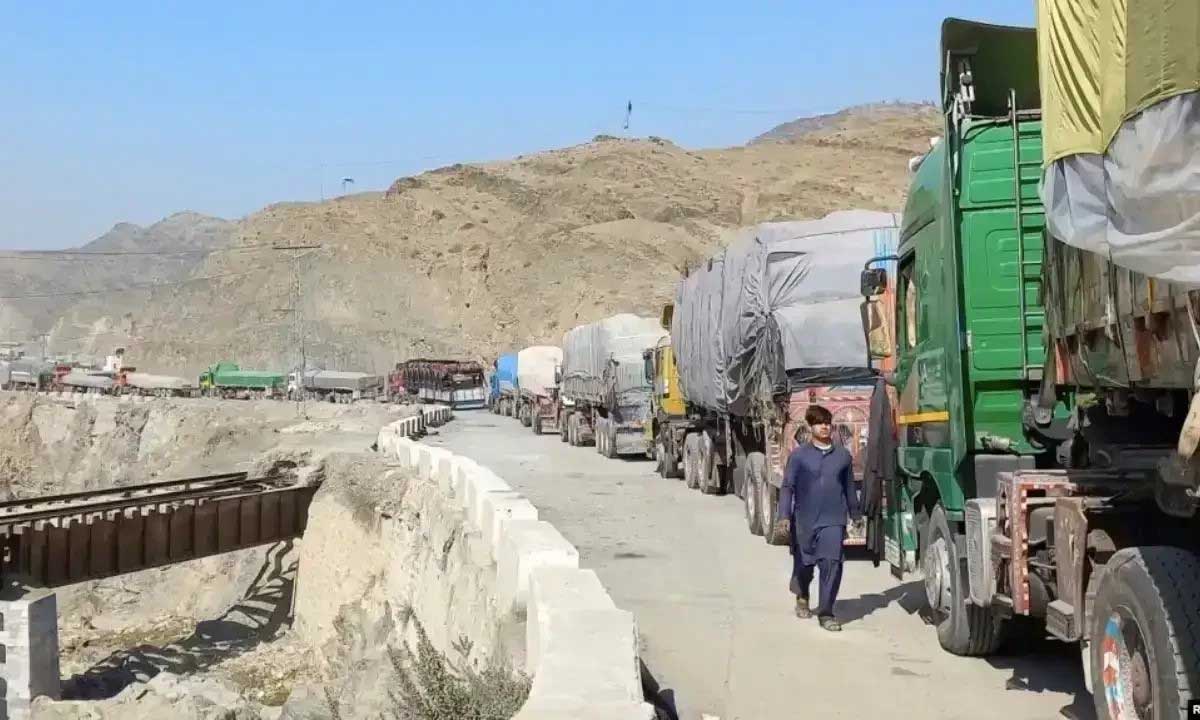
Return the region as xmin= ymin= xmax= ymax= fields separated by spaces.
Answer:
xmin=0 ymin=242 xmax=281 ymax=261
xmin=0 ymin=265 xmax=275 ymax=300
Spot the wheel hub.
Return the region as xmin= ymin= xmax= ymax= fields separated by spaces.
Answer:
xmin=923 ymin=536 xmax=952 ymax=613
xmin=1101 ymin=611 xmax=1154 ymax=720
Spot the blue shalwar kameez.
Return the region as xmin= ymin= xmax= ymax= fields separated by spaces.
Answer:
xmin=778 ymin=442 xmax=860 ymax=618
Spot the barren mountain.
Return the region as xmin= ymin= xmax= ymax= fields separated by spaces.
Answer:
xmin=0 ymin=213 xmax=233 ymax=359
xmin=40 ymin=105 xmax=940 ymax=375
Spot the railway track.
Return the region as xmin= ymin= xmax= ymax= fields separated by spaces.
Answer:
xmin=0 ymin=471 xmax=316 ymax=588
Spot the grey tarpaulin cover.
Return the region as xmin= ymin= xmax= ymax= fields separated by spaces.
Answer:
xmin=561 ymin=313 xmax=663 ymax=406
xmin=672 ymin=210 xmax=898 ymax=416
xmin=516 ymin=345 xmax=562 ymax=397
xmin=1043 ymin=92 xmax=1200 ymax=286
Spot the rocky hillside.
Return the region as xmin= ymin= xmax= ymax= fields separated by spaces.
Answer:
xmin=41 ymin=105 xmax=940 ymax=375
xmin=0 ymin=213 xmax=233 ymax=359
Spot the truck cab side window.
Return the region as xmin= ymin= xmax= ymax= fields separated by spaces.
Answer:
xmin=900 ymin=258 xmax=918 ymax=349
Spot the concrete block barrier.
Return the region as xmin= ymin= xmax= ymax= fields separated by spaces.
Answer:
xmin=374 ymin=415 xmax=655 ymax=720
xmin=496 ymin=520 xmax=580 ymax=616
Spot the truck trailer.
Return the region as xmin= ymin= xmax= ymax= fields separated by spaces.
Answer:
xmin=662 ymin=210 xmax=896 ymax=545
xmin=119 ymin=371 xmax=197 ymax=398
xmin=859 ymin=15 xmax=1200 ymax=718
xmin=560 ymin=314 xmax=663 ymax=457
xmin=515 ymin=345 xmax=562 ymax=435
xmin=399 ymin=359 xmax=487 ymax=409
xmin=198 ymin=362 xmax=285 ymax=399
xmin=288 ymin=369 xmax=382 ymax=403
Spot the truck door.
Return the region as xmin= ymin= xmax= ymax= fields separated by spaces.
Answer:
xmin=886 ymin=255 xmax=920 ymax=577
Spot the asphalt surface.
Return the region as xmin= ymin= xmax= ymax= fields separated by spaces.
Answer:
xmin=429 ymin=410 xmax=1093 ymax=720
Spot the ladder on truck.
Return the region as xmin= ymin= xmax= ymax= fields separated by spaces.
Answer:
xmin=1008 ymin=89 xmax=1045 ymax=384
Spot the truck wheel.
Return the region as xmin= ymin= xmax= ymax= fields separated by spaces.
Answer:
xmin=521 ymin=406 xmax=532 ymax=427
xmin=744 ymin=452 xmax=766 ymax=535
xmin=762 ymin=481 xmax=788 ymax=545
xmin=704 ymin=459 xmax=727 ymax=495
xmin=560 ymin=413 xmax=569 ymax=443
xmin=594 ymin=418 xmax=607 ymax=454
xmin=659 ymin=441 xmax=680 ymax=479
xmin=604 ymin=422 xmax=618 ymax=458
xmin=683 ymin=434 xmax=701 ymax=489
xmin=698 ymin=432 xmax=725 ymax=495
xmin=568 ymin=414 xmax=578 ymax=445
xmin=1090 ymin=546 xmax=1200 ymax=720
xmin=532 ymin=413 xmax=542 ymax=435
xmin=922 ymin=505 xmax=1005 ymax=656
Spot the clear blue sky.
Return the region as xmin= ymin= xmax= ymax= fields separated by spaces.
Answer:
xmin=0 ymin=1 xmax=1033 ymax=249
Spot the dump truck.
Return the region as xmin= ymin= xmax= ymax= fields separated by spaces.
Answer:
xmin=666 ymin=210 xmax=896 ymax=545
xmin=399 ymin=359 xmax=487 ymax=409
xmin=515 ymin=345 xmax=562 ymax=435
xmin=560 ymin=314 xmax=663 ymax=457
xmin=489 ymin=353 xmax=518 ymax=416
xmin=198 ymin=362 xmax=285 ymax=399
xmin=858 ymin=15 xmax=1200 ymax=717
xmin=287 ymin=369 xmax=383 ymax=403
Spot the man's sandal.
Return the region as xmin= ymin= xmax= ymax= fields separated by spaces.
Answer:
xmin=794 ymin=597 xmax=812 ymax=619
xmin=819 ymin=616 xmax=842 ymax=632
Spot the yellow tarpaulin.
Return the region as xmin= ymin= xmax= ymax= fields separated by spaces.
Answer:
xmin=1037 ymin=0 xmax=1200 ymax=165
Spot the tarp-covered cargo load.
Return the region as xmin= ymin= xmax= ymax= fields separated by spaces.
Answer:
xmin=61 ymin=372 xmax=113 ymax=391
xmin=125 ymin=372 xmax=193 ymax=391
xmin=673 ymin=210 xmax=897 ymax=416
xmin=302 ymin=370 xmax=380 ymax=392
xmin=516 ymin=345 xmax=562 ymax=397
xmin=561 ymin=314 xmax=663 ymax=404
xmin=1038 ymin=0 xmax=1200 ymax=285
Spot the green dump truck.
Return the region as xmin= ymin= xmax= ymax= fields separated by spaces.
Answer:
xmin=861 ymin=16 xmax=1200 ymax=719
xmin=198 ymin=362 xmax=285 ymax=399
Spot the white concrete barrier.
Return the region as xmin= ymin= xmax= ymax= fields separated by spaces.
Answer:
xmin=373 ymin=416 xmax=655 ymax=720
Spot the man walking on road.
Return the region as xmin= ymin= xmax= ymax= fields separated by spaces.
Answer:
xmin=777 ymin=404 xmax=861 ymax=632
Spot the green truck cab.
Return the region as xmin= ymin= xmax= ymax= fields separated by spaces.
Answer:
xmin=863 ymin=18 xmax=1200 ymax=716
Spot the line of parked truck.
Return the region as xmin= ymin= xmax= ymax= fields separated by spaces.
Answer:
xmin=491 ymin=211 xmax=892 ymax=545
xmin=1 ymin=353 xmax=488 ymax=408
xmin=486 ymin=11 xmax=1200 ymax=717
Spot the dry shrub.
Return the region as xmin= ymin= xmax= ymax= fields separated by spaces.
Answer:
xmin=387 ymin=620 xmax=530 ymax=720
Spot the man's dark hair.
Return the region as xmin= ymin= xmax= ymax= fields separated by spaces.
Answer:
xmin=805 ymin=405 xmax=833 ymax=427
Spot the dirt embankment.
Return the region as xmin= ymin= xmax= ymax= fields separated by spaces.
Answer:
xmin=1 ymin=395 xmax=422 ymax=719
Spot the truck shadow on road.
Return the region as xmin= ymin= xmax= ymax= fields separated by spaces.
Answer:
xmin=61 ymin=540 xmax=297 ymax=701
xmin=833 ymin=568 xmax=1095 ymax=719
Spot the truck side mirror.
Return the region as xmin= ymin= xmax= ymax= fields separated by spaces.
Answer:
xmin=861 ymin=268 xmax=887 ymax=298
xmin=554 ymin=367 xmax=562 ymax=385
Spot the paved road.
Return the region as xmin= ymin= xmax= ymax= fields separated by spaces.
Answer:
xmin=429 ymin=411 xmax=1092 ymax=720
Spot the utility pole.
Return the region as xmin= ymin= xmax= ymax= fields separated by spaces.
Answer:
xmin=272 ymin=243 xmax=321 ymax=416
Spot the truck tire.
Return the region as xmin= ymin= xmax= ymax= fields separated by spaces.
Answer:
xmin=762 ymin=480 xmax=788 ymax=545
xmin=922 ymin=505 xmax=1005 ymax=656
xmin=560 ymin=413 xmax=569 ymax=442
xmin=1090 ymin=546 xmax=1200 ymax=720
xmin=521 ymin=405 xmax=532 ymax=427
xmin=602 ymin=421 xmax=617 ymax=458
xmin=568 ymin=414 xmax=579 ymax=446
xmin=683 ymin=433 xmax=701 ymax=489
xmin=595 ymin=418 xmax=607 ymax=454
xmin=744 ymin=452 xmax=766 ymax=536
xmin=532 ymin=412 xmax=542 ymax=435
xmin=699 ymin=432 xmax=726 ymax=495
xmin=659 ymin=441 xmax=680 ymax=479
